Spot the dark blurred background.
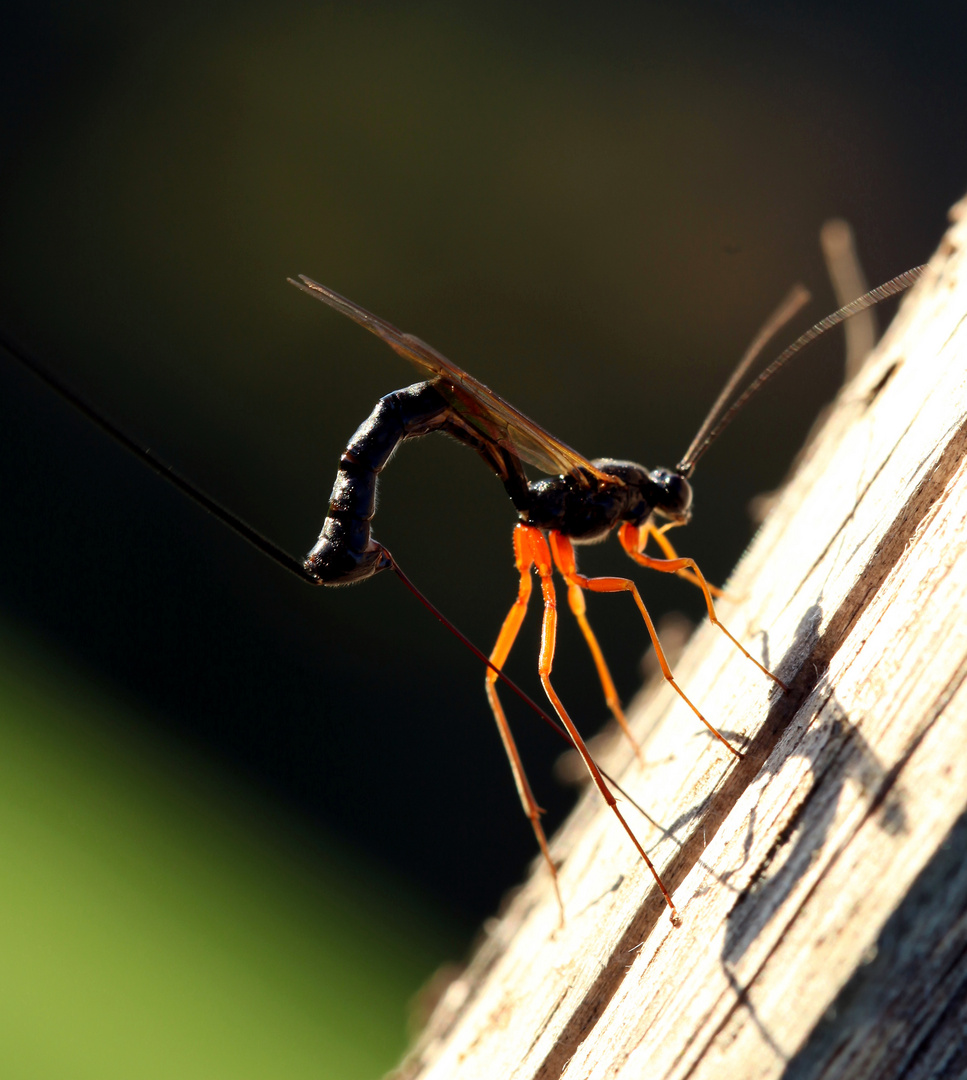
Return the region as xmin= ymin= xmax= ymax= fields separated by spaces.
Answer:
xmin=0 ymin=2 xmax=964 ymax=1075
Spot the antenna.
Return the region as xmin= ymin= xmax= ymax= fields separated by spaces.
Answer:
xmin=677 ymin=284 xmax=812 ymax=475
xmin=676 ymin=266 xmax=926 ymax=477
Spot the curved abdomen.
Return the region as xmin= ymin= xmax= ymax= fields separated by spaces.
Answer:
xmin=305 ymin=381 xmax=451 ymax=584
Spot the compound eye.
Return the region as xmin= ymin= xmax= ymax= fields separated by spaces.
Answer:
xmin=651 ymin=468 xmax=693 ymax=521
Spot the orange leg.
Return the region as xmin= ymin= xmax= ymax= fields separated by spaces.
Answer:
xmin=524 ymin=526 xmax=680 ymax=922
xmin=562 ymin=576 xmax=643 ymax=763
xmin=645 ymin=521 xmax=726 ymax=598
xmin=486 ymin=525 xmax=564 ymax=922
xmin=548 ymin=530 xmax=744 ymax=759
xmin=619 ymin=522 xmax=788 ymax=693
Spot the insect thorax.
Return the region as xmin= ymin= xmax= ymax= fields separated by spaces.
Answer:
xmin=521 ymin=458 xmax=688 ymax=543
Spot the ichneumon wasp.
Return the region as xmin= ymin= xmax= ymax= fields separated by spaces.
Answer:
xmin=2 ymin=265 xmax=923 ymax=925
xmin=287 ymin=268 xmax=922 ymax=923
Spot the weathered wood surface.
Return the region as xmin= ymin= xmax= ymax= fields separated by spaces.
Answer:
xmin=392 ymin=194 xmax=967 ymax=1080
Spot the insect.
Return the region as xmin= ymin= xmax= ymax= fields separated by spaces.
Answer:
xmin=286 ymin=268 xmax=923 ymax=923
xmin=3 ymin=266 xmax=922 ymax=926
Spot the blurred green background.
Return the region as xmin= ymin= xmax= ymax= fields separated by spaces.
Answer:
xmin=0 ymin=2 xmax=963 ymax=1076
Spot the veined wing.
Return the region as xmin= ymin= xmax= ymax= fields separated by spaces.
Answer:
xmin=289 ymin=276 xmax=612 ymax=483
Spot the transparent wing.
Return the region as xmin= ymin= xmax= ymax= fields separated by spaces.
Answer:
xmin=290 ymin=276 xmax=611 ymax=481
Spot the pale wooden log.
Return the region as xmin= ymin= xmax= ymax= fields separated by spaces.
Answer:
xmin=392 ymin=193 xmax=967 ymax=1080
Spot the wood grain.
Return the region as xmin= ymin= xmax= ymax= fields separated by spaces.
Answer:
xmin=392 ymin=193 xmax=967 ymax=1080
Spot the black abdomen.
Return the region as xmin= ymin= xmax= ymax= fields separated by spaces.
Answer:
xmin=306 ymin=382 xmax=451 ymax=583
